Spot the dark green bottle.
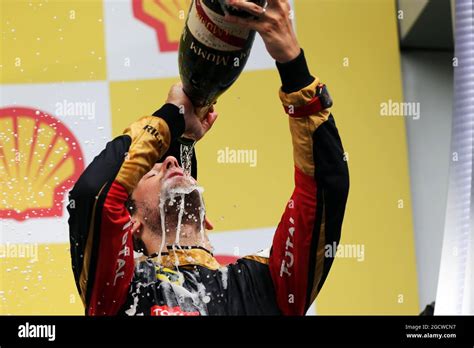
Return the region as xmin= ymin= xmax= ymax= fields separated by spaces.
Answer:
xmin=178 ymin=0 xmax=266 ymax=108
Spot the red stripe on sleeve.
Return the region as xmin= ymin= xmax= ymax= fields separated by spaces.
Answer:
xmin=284 ymin=96 xmax=323 ymax=118
xmin=269 ymin=166 xmax=317 ymax=315
xmin=88 ymin=181 xmax=134 ymax=315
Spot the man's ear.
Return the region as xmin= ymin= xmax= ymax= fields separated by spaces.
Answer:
xmin=131 ymin=218 xmax=143 ymax=236
xmin=131 ymin=218 xmax=147 ymax=254
xmin=204 ymin=216 xmax=214 ymax=230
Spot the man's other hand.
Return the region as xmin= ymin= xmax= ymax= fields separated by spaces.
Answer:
xmin=224 ymin=0 xmax=301 ymax=63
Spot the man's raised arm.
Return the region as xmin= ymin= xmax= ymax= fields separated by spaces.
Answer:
xmin=226 ymin=0 xmax=350 ymax=315
xmin=270 ymin=50 xmax=349 ymax=315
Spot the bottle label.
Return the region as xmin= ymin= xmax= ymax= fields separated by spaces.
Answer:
xmin=187 ymin=0 xmax=251 ymax=51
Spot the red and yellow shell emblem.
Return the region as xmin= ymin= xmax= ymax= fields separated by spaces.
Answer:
xmin=133 ymin=0 xmax=192 ymax=52
xmin=0 ymin=107 xmax=84 ymax=221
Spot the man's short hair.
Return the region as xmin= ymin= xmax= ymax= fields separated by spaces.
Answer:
xmin=125 ymin=195 xmax=136 ymax=216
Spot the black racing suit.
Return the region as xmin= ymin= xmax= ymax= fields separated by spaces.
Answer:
xmin=68 ymin=50 xmax=349 ymax=315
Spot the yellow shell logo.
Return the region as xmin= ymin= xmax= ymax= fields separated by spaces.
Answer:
xmin=133 ymin=0 xmax=192 ymax=52
xmin=0 ymin=107 xmax=84 ymax=221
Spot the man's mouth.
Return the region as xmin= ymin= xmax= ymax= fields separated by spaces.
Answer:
xmin=162 ymin=169 xmax=198 ymax=191
xmin=165 ymin=170 xmax=184 ymax=181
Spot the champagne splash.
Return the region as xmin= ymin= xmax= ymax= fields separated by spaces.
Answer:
xmin=197 ymin=191 xmax=206 ymax=244
xmin=158 ymin=197 xmax=167 ymax=264
xmin=180 ymin=141 xmax=196 ymax=176
xmin=179 ymin=138 xmax=205 ymax=244
xmin=174 ymin=193 xmax=186 ymax=246
xmin=154 ymin=138 xmax=204 ymax=267
xmin=172 ymin=193 xmax=186 ymax=267
xmin=156 ymin=184 xmax=205 ymax=264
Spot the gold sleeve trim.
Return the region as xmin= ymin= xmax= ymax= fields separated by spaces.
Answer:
xmin=279 ymin=79 xmax=320 ymax=107
xmin=289 ymin=111 xmax=330 ymax=177
xmin=279 ymin=79 xmax=331 ymax=177
xmin=117 ymin=116 xmax=171 ymax=194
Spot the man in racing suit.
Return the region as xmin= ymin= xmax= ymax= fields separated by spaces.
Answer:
xmin=68 ymin=0 xmax=349 ymax=316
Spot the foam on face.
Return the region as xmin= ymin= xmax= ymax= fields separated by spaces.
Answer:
xmin=156 ymin=183 xmax=205 ymax=264
xmin=156 ymin=139 xmax=204 ymax=267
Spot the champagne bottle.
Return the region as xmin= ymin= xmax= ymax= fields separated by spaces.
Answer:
xmin=178 ymin=0 xmax=266 ymax=111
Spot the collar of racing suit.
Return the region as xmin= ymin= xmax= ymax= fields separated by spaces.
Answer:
xmin=140 ymin=246 xmax=221 ymax=271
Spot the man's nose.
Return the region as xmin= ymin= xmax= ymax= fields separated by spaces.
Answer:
xmin=162 ymin=156 xmax=180 ymax=170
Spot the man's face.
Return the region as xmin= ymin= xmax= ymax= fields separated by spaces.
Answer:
xmin=132 ymin=156 xmax=202 ymax=232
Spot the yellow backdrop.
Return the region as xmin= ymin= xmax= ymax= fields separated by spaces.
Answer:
xmin=0 ymin=0 xmax=418 ymax=315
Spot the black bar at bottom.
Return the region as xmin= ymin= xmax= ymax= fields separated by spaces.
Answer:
xmin=0 ymin=315 xmax=473 ymax=345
